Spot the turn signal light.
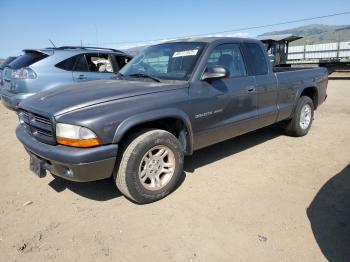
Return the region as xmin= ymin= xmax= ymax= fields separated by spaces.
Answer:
xmin=56 ymin=137 xmax=101 ymax=148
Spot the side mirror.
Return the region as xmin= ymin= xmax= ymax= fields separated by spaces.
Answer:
xmin=201 ymin=66 xmax=228 ymax=80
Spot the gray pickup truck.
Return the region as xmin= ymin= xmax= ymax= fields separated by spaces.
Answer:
xmin=16 ymin=37 xmax=328 ymax=203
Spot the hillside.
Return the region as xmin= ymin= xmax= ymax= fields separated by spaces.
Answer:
xmin=259 ymin=24 xmax=350 ymax=45
xmin=124 ymin=24 xmax=350 ymax=55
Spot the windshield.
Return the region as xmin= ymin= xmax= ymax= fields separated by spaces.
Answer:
xmin=119 ymin=42 xmax=206 ymax=81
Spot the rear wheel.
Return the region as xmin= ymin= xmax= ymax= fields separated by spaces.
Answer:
xmin=114 ymin=129 xmax=184 ymax=204
xmin=285 ymin=96 xmax=314 ymax=137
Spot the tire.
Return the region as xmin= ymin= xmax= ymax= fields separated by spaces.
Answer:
xmin=114 ymin=129 xmax=184 ymax=204
xmin=285 ymin=96 xmax=314 ymax=137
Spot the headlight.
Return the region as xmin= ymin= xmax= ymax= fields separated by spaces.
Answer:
xmin=56 ymin=123 xmax=100 ymax=148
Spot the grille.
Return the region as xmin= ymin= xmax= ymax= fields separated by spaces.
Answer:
xmin=18 ymin=110 xmax=56 ymax=145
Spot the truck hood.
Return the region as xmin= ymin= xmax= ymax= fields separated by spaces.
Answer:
xmin=20 ymin=79 xmax=189 ymax=116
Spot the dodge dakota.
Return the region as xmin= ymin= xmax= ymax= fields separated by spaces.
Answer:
xmin=16 ymin=37 xmax=328 ymax=203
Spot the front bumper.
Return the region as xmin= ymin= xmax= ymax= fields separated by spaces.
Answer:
xmin=16 ymin=125 xmax=118 ymax=182
xmin=1 ymin=90 xmax=35 ymax=111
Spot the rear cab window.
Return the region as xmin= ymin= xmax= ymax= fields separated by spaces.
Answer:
xmin=9 ymin=51 xmax=48 ymax=69
xmin=243 ymin=43 xmax=269 ymax=75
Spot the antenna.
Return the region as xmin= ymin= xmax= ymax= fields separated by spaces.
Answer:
xmin=49 ymin=39 xmax=57 ymax=48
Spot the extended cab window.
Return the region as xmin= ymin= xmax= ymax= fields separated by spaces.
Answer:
xmin=244 ymin=43 xmax=268 ymax=75
xmin=207 ymin=44 xmax=247 ymax=77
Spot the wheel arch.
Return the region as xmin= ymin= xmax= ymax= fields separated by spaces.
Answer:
xmin=299 ymin=86 xmax=319 ymax=109
xmin=112 ymin=109 xmax=194 ymax=155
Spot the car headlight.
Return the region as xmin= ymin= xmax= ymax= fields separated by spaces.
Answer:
xmin=56 ymin=123 xmax=100 ymax=148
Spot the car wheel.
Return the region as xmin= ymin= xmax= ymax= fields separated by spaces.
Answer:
xmin=285 ymin=96 xmax=314 ymax=137
xmin=114 ymin=129 xmax=184 ymax=204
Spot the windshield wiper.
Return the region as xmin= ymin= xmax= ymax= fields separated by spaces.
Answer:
xmin=128 ymin=73 xmax=162 ymax=83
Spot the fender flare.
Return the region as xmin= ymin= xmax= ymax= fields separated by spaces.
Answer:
xmin=112 ymin=108 xmax=194 ymax=154
xmin=292 ymin=84 xmax=318 ymax=116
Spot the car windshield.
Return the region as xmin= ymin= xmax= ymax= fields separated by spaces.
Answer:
xmin=119 ymin=42 xmax=206 ymax=81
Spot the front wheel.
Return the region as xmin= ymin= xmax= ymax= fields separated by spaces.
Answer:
xmin=114 ymin=129 xmax=184 ymax=204
xmin=285 ymin=96 xmax=314 ymax=137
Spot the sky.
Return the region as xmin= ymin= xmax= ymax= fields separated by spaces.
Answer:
xmin=0 ymin=0 xmax=350 ymax=57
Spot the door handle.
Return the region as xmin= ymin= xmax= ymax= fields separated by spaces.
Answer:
xmin=247 ymin=87 xmax=255 ymax=92
xmin=78 ymin=75 xmax=87 ymax=80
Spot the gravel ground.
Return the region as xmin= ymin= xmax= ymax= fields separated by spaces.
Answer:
xmin=0 ymin=73 xmax=349 ymax=262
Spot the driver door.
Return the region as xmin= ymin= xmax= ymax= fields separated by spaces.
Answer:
xmin=191 ymin=43 xmax=259 ymax=149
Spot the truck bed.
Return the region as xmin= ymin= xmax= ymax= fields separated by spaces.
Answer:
xmin=272 ymin=66 xmax=328 ymax=114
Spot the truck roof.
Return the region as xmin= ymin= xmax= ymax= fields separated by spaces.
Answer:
xmin=165 ymin=36 xmax=262 ymax=44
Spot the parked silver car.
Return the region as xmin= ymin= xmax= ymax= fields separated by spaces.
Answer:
xmin=0 ymin=56 xmax=17 ymax=91
xmin=1 ymin=46 xmax=132 ymax=110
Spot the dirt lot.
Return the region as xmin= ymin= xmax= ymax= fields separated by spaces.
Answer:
xmin=0 ymin=73 xmax=349 ymax=262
